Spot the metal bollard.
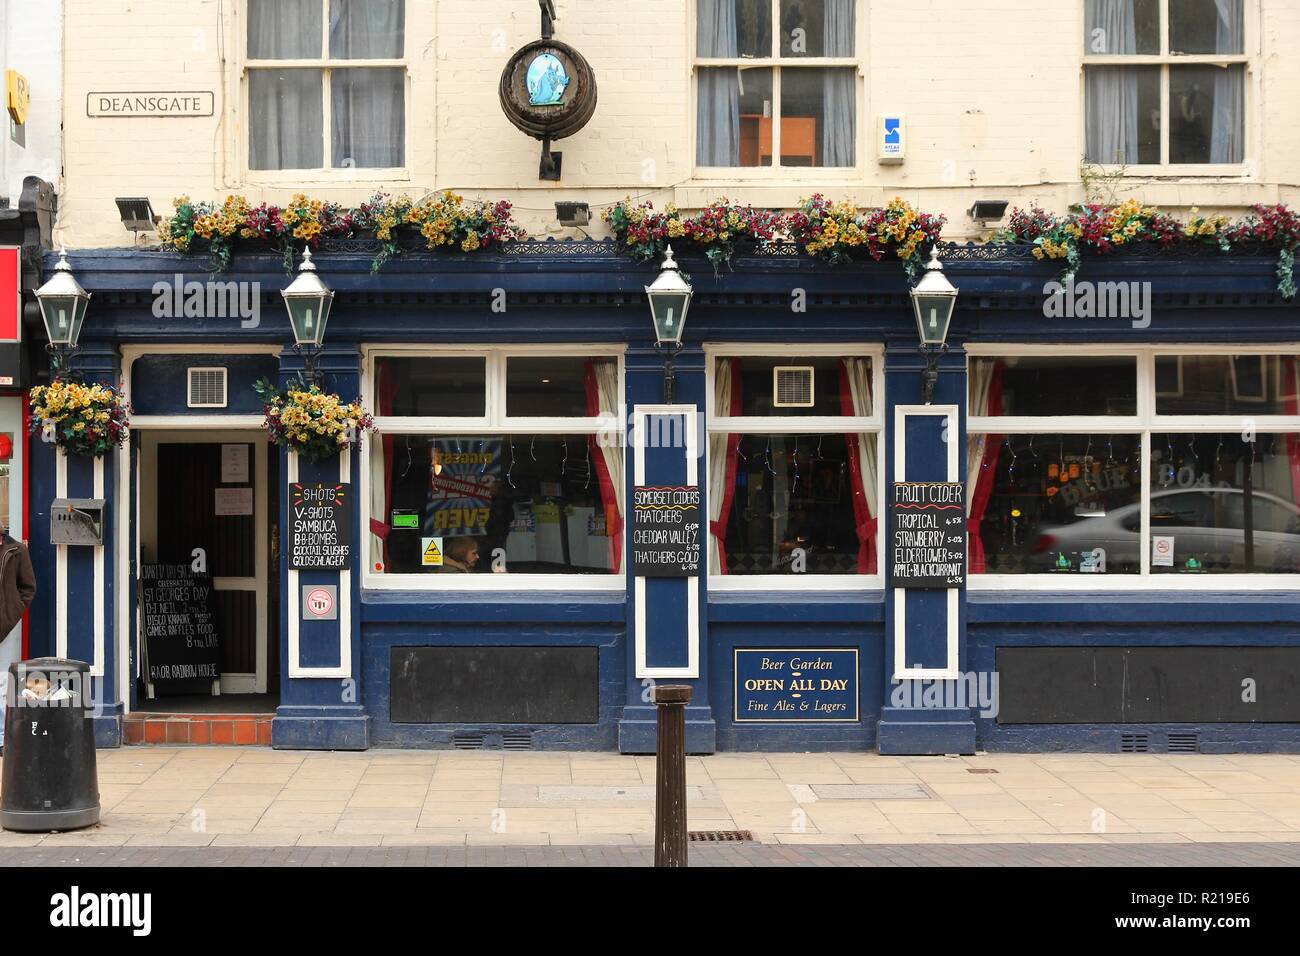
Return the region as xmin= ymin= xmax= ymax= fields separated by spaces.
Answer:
xmin=652 ymin=684 xmax=692 ymax=867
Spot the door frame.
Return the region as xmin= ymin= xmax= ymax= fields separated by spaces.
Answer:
xmin=137 ymin=429 xmax=271 ymax=696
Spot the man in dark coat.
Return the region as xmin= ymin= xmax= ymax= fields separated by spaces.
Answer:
xmin=0 ymin=526 xmax=36 ymax=754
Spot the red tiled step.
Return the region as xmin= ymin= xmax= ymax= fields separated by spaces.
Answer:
xmin=124 ymin=713 xmax=273 ymax=746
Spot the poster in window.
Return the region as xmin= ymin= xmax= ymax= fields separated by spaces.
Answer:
xmin=425 ymin=439 xmax=501 ymax=538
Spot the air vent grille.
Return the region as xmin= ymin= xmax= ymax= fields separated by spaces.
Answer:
xmin=773 ymin=366 xmax=815 ymax=408
xmin=451 ymin=733 xmax=484 ymax=750
xmin=1167 ymin=733 xmax=1200 ymax=754
xmin=502 ymin=733 xmax=533 ymax=751
xmin=187 ymin=367 xmax=228 ymax=408
xmin=1120 ymin=732 xmax=1150 ymax=753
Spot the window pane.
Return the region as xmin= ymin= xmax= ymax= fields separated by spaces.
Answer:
xmin=719 ymin=433 xmax=876 ymax=575
xmin=331 ymin=67 xmax=405 ymax=167
xmin=373 ymin=357 xmax=486 ymax=417
xmin=780 ymin=0 xmax=855 ymax=57
xmin=1150 ymin=433 xmax=1300 ymax=573
xmin=248 ymin=69 xmax=324 ymax=170
xmin=780 ymin=68 xmax=855 ymax=167
xmin=1170 ymin=64 xmax=1244 ymax=163
xmin=697 ymin=0 xmax=771 ymax=57
xmin=699 ymin=67 xmax=773 ymax=166
xmin=1170 ymin=0 xmax=1243 ymax=54
xmin=976 ymin=434 xmax=1142 ymax=574
xmin=248 ymin=0 xmax=322 ymax=59
xmin=1156 ymin=355 xmax=1300 ymax=415
xmin=721 ymin=356 xmax=872 ymax=418
xmin=329 ymin=0 xmax=405 ymax=58
xmin=1084 ymin=0 xmax=1160 ymax=54
xmin=374 ymin=435 xmax=620 ymax=574
xmin=1084 ymin=65 xmax=1161 ymax=164
xmin=972 ymin=356 xmax=1137 ymax=417
xmin=506 ymin=357 xmax=613 ymax=418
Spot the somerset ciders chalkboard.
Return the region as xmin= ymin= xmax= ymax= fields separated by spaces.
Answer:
xmin=140 ymin=563 xmax=221 ymax=683
xmin=890 ymin=482 xmax=966 ymax=588
xmin=289 ymin=482 xmax=352 ymax=570
xmin=631 ymin=485 xmax=701 ymax=577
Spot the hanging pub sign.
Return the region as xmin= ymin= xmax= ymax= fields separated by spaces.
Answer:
xmin=498 ymin=1 xmax=597 ymax=180
xmin=631 ymin=485 xmax=701 ymax=577
xmin=289 ymin=482 xmax=352 ymax=570
xmin=890 ymin=482 xmax=967 ymax=588
xmin=140 ymin=563 xmax=221 ymax=684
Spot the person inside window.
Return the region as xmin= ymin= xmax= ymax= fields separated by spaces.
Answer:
xmin=438 ymin=536 xmax=480 ymax=574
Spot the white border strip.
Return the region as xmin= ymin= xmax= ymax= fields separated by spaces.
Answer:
xmin=287 ymin=448 xmax=353 ymax=679
xmin=892 ymin=404 xmax=960 ymax=681
xmin=633 ymin=404 xmax=699 ymax=679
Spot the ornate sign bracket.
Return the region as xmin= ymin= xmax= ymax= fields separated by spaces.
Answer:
xmin=499 ymin=1 xmax=598 ymax=181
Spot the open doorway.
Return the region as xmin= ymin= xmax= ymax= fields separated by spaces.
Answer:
xmin=136 ymin=431 xmax=279 ymax=714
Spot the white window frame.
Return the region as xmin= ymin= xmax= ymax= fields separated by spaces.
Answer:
xmin=1080 ymin=0 xmax=1257 ymax=176
xmin=967 ymin=342 xmax=1300 ymax=591
xmin=705 ymin=343 xmax=885 ymax=591
xmin=360 ymin=344 xmax=626 ymax=591
xmin=691 ymin=0 xmax=865 ymax=179
xmin=241 ymin=0 xmax=411 ymax=182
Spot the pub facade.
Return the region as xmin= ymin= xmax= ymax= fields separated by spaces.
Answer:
xmin=26 ymin=0 xmax=1300 ymax=754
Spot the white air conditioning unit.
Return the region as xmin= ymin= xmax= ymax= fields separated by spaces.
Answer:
xmin=773 ymin=366 xmax=815 ymax=408
xmin=187 ymin=367 xmax=228 ymax=408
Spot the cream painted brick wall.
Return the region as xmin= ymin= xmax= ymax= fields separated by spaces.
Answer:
xmin=56 ymin=0 xmax=1300 ymax=247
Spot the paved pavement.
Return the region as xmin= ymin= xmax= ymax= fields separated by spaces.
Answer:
xmin=3 ymin=748 xmax=1300 ymax=850
xmin=3 ymin=841 xmax=1299 ymax=866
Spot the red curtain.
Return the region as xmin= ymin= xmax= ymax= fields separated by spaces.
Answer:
xmin=708 ymin=358 xmax=744 ymax=574
xmin=1285 ymin=358 xmax=1300 ymax=508
xmin=367 ymin=362 xmax=399 ymax=571
xmin=584 ymin=361 xmax=623 ymax=574
xmin=968 ymin=361 xmax=1004 ymax=574
xmin=839 ymin=361 xmax=877 ymax=574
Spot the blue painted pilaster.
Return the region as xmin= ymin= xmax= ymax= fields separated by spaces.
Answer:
xmin=271 ymin=345 xmax=370 ymax=749
xmin=878 ymin=343 xmax=974 ymax=754
xmin=34 ymin=346 xmax=125 ymax=746
xmin=618 ymin=343 xmax=716 ymax=753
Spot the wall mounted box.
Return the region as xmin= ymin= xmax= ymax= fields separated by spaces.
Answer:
xmin=877 ymin=113 xmax=905 ymax=164
xmin=49 ymin=498 xmax=106 ymax=545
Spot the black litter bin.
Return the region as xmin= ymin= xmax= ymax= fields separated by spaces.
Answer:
xmin=0 ymin=657 xmax=100 ymax=832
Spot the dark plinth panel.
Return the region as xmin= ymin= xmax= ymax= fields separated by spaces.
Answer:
xmin=389 ymin=646 xmax=599 ymax=724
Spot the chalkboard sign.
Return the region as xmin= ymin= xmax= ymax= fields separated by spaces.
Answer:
xmin=140 ymin=563 xmax=220 ymax=683
xmin=631 ymin=485 xmax=701 ymax=577
xmin=891 ymin=482 xmax=966 ymax=588
xmin=289 ymin=482 xmax=352 ymax=570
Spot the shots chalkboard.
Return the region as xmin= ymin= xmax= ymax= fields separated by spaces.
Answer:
xmin=289 ymin=482 xmax=352 ymax=570
xmin=890 ymin=482 xmax=966 ymax=588
xmin=140 ymin=563 xmax=221 ymax=684
xmin=631 ymin=485 xmax=701 ymax=577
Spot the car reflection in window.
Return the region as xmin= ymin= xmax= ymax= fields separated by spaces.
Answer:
xmin=1030 ymin=488 xmax=1300 ymax=574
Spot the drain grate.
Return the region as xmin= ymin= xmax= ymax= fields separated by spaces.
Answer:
xmin=966 ymin=768 xmax=998 ymax=774
xmin=502 ymin=733 xmax=533 ymax=751
xmin=1167 ymin=732 xmax=1199 ymax=754
xmin=689 ymin=830 xmax=753 ymax=843
xmin=451 ymin=733 xmax=485 ymax=750
xmin=1120 ymin=732 xmax=1150 ymax=753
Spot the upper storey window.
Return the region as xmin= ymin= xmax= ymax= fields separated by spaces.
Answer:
xmin=247 ymin=0 xmax=406 ymax=172
xmin=696 ymin=0 xmax=858 ymax=170
xmin=1083 ymin=0 xmax=1247 ymax=167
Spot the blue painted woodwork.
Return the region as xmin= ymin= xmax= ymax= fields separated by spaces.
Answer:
xmin=26 ymin=242 xmax=1300 ymax=752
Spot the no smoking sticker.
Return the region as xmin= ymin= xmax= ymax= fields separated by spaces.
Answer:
xmin=302 ymin=584 xmax=338 ymax=621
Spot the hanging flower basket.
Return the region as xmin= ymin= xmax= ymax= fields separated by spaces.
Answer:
xmin=28 ymin=378 xmax=131 ymax=458
xmin=254 ymin=378 xmax=375 ymax=464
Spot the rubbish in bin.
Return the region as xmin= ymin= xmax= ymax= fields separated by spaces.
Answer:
xmin=0 ymin=658 xmax=101 ymax=832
